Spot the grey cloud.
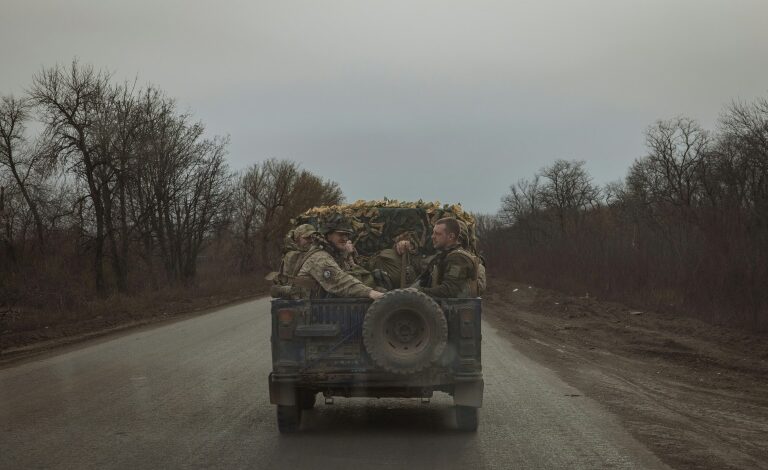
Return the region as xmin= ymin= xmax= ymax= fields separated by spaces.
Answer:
xmin=2 ymin=0 xmax=767 ymax=213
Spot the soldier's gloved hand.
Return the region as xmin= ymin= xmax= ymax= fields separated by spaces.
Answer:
xmin=368 ymin=289 xmax=385 ymax=300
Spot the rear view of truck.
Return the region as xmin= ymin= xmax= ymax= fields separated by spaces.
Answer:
xmin=268 ymin=289 xmax=483 ymax=432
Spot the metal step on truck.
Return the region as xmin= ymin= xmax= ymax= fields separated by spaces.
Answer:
xmin=268 ymin=289 xmax=483 ymax=432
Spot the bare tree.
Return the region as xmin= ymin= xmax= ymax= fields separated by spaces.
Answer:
xmin=717 ymin=99 xmax=768 ymax=215
xmin=538 ymin=159 xmax=600 ymax=233
xmin=472 ymin=212 xmax=502 ymax=259
xmin=30 ymin=61 xmax=113 ymax=294
xmin=499 ymin=176 xmax=541 ymax=226
xmin=0 ymin=95 xmax=48 ymax=249
xmin=237 ymin=159 xmax=343 ymax=271
xmin=127 ymin=89 xmax=232 ymax=283
xmin=232 ymin=171 xmax=260 ymax=273
xmin=629 ymin=117 xmax=710 ymax=208
xmin=602 ymin=180 xmax=627 ymax=207
xmin=94 ymin=81 xmax=145 ymax=291
xmin=173 ymin=136 xmax=232 ymax=280
xmin=245 ymin=160 xmax=298 ymax=270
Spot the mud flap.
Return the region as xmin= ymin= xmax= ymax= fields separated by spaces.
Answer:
xmin=269 ymin=373 xmax=297 ymax=406
xmin=453 ymin=379 xmax=484 ymax=407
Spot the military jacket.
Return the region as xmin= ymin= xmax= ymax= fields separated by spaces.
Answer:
xmin=278 ymin=249 xmax=305 ymax=283
xmin=274 ymin=233 xmax=304 ymax=284
xmin=293 ymin=245 xmax=373 ymax=299
xmin=365 ymin=248 xmax=425 ymax=288
xmin=342 ymin=255 xmax=378 ymax=288
xmin=419 ymin=245 xmax=479 ymax=298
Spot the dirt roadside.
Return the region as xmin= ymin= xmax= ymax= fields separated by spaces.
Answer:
xmin=0 ymin=278 xmax=268 ymax=364
xmin=483 ymin=277 xmax=768 ymax=470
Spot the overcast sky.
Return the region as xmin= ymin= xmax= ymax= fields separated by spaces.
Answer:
xmin=2 ymin=0 xmax=767 ymax=213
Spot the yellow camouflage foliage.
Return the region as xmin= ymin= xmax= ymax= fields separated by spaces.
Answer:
xmin=293 ymin=200 xmax=478 ymax=256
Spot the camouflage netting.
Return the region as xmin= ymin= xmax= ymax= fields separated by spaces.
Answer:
xmin=293 ymin=199 xmax=478 ymax=257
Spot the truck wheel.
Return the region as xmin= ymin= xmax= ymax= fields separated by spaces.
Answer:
xmin=299 ymin=390 xmax=316 ymax=410
xmin=363 ymin=289 xmax=447 ymax=374
xmin=277 ymin=405 xmax=301 ymax=433
xmin=455 ymin=405 xmax=479 ymax=432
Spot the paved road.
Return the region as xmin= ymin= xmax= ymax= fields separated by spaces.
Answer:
xmin=0 ymin=298 xmax=667 ymax=469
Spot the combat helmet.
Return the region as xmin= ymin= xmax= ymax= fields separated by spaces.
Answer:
xmin=293 ymin=223 xmax=318 ymax=240
xmin=319 ymin=219 xmax=355 ymax=236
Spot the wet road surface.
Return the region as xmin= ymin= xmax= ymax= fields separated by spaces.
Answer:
xmin=0 ymin=298 xmax=667 ymax=469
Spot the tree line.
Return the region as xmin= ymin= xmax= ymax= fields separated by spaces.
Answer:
xmin=481 ymin=98 xmax=768 ymax=330
xmin=0 ymin=61 xmax=341 ymax=316
xmin=4 ymin=60 xmax=766 ymax=332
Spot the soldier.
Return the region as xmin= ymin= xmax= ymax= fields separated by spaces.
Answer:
xmin=339 ymin=239 xmax=384 ymax=288
xmin=267 ymin=224 xmax=318 ymax=297
xmin=291 ymin=221 xmax=384 ymax=300
xmin=366 ymin=233 xmax=427 ymax=288
xmin=417 ymin=217 xmax=481 ymax=298
xmin=456 ymin=219 xmax=486 ymax=295
xmin=278 ymin=223 xmax=317 ymax=283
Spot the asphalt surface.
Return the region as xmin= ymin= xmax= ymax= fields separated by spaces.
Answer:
xmin=0 ymin=298 xmax=668 ymax=469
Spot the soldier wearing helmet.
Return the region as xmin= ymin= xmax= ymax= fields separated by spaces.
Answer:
xmin=278 ymin=223 xmax=318 ymax=282
xmin=289 ymin=220 xmax=384 ymax=300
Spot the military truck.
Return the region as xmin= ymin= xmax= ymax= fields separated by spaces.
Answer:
xmin=267 ymin=201 xmax=484 ymax=433
xmin=268 ymin=292 xmax=483 ymax=432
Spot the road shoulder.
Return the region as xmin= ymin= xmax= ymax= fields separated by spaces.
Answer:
xmin=483 ymin=277 xmax=768 ymax=470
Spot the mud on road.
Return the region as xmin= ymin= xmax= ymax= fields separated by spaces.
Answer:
xmin=483 ymin=277 xmax=768 ymax=470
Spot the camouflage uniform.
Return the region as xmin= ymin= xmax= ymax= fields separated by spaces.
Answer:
xmin=285 ymin=221 xmax=373 ymax=299
xmin=277 ymin=224 xmax=317 ymax=285
xmin=456 ymin=219 xmax=486 ymax=295
xmin=342 ymin=254 xmax=378 ymax=288
xmin=366 ymin=248 xmax=424 ymax=287
xmin=418 ymin=244 xmax=480 ymax=298
xmin=293 ymin=242 xmax=373 ymax=298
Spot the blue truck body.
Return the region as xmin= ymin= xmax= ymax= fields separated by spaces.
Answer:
xmin=268 ymin=296 xmax=484 ymax=431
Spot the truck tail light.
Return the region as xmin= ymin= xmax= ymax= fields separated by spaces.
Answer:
xmin=459 ymin=308 xmax=474 ymax=339
xmin=278 ymin=309 xmax=295 ymax=325
xmin=277 ymin=309 xmax=297 ymax=340
xmin=460 ymin=309 xmax=474 ymax=323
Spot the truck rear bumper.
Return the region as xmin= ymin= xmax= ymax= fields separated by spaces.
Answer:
xmin=269 ymin=371 xmax=483 ymax=407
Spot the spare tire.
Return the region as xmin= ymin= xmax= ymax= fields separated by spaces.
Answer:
xmin=362 ymin=289 xmax=448 ymax=374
